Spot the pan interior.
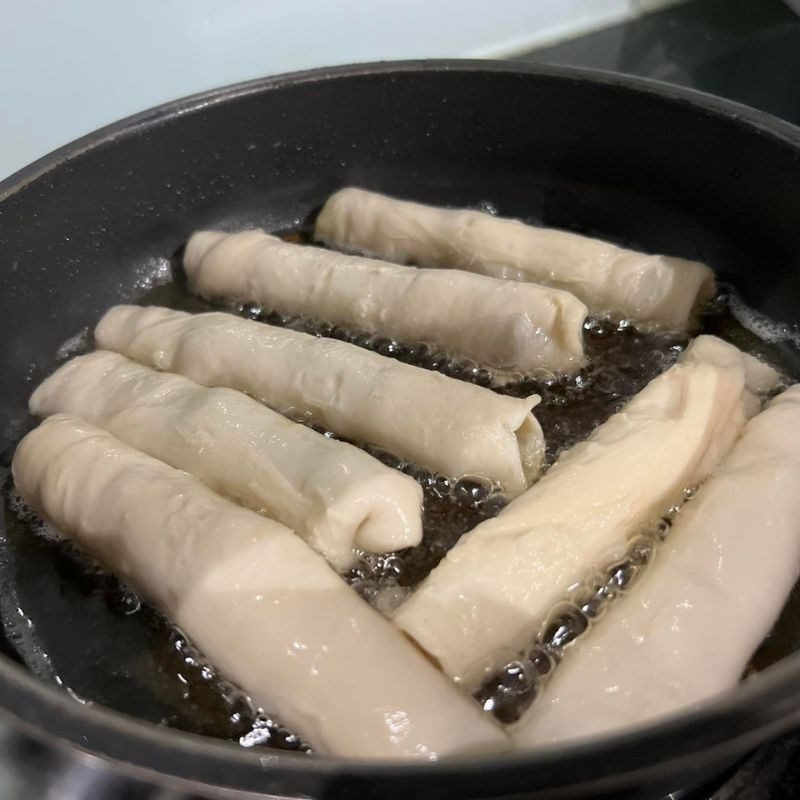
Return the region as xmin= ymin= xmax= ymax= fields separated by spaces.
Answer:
xmin=1 ymin=65 xmax=800 ymax=773
xmin=1 ymin=224 xmax=799 ymax=753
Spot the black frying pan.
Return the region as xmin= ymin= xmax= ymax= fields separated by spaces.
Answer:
xmin=1 ymin=60 xmax=800 ymax=800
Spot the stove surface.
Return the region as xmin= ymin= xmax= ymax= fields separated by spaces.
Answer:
xmin=516 ymin=0 xmax=800 ymax=126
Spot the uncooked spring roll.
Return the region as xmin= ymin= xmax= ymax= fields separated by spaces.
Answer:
xmin=183 ymin=229 xmax=587 ymax=378
xmin=95 ymin=305 xmax=545 ymax=495
xmin=315 ymin=187 xmax=716 ymax=332
xmin=394 ymin=336 xmax=779 ymax=691
xmin=29 ymin=351 xmax=423 ymax=570
xmin=12 ymin=415 xmax=509 ymax=760
xmin=514 ymin=384 xmax=800 ymax=746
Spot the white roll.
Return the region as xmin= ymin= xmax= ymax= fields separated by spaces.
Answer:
xmin=184 ymin=229 xmax=587 ymax=379
xmin=29 ymin=351 xmax=423 ymax=570
xmin=12 ymin=415 xmax=509 ymax=760
xmin=513 ymin=384 xmax=800 ymax=747
xmin=393 ymin=336 xmax=780 ymax=691
xmin=95 ymin=305 xmax=545 ymax=495
xmin=315 ymin=187 xmax=716 ymax=332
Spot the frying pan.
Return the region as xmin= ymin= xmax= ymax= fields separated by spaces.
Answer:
xmin=1 ymin=60 xmax=800 ymax=800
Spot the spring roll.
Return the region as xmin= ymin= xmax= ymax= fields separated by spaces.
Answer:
xmin=394 ymin=336 xmax=780 ymax=691
xmin=184 ymin=230 xmax=587 ymax=379
xmin=29 ymin=351 xmax=423 ymax=570
xmin=95 ymin=305 xmax=545 ymax=495
xmin=315 ymin=187 xmax=716 ymax=332
xmin=12 ymin=415 xmax=509 ymax=760
xmin=514 ymin=384 xmax=800 ymax=746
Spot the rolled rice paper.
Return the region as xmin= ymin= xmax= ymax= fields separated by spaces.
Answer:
xmin=30 ymin=351 xmax=424 ymax=570
xmin=95 ymin=305 xmax=545 ymax=495
xmin=12 ymin=416 xmax=509 ymax=760
xmin=514 ymin=384 xmax=800 ymax=746
xmin=184 ymin=229 xmax=587 ymax=379
xmin=393 ymin=336 xmax=779 ymax=691
xmin=315 ymin=187 xmax=716 ymax=331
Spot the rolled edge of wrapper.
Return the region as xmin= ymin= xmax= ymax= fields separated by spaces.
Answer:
xmin=490 ymin=296 xmax=588 ymax=387
xmin=683 ymin=334 xmax=781 ymax=422
xmin=314 ymin=188 xmax=341 ymax=233
xmin=621 ymin=252 xmax=716 ymax=334
xmin=184 ymin=229 xmax=229 ymax=278
xmin=516 ymin=395 xmax=545 ymax=485
xmin=315 ymin=187 xmax=387 ymax=259
xmin=549 ymin=293 xmax=589 ymax=374
xmin=94 ymin=303 xmax=176 ymax=356
xmin=667 ymin=255 xmax=717 ymax=331
xmin=184 ymin=229 xmax=277 ymax=304
xmin=343 ymin=472 xmax=424 ymax=554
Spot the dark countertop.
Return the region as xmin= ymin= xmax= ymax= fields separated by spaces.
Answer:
xmin=516 ymin=0 xmax=800 ymax=126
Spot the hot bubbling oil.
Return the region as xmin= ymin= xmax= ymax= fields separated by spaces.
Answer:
xmin=0 ymin=265 xmax=796 ymax=751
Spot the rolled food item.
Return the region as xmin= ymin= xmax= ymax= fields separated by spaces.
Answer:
xmin=513 ymin=384 xmax=800 ymax=747
xmin=12 ymin=415 xmax=509 ymax=760
xmin=393 ymin=336 xmax=780 ymax=691
xmin=95 ymin=305 xmax=545 ymax=495
xmin=314 ymin=187 xmax=716 ymax=332
xmin=183 ymin=229 xmax=587 ymax=379
xmin=29 ymin=351 xmax=423 ymax=570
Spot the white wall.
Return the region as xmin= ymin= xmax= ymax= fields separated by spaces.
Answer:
xmin=0 ymin=0 xmax=678 ymax=180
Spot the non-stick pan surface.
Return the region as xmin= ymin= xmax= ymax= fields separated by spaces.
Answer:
xmin=2 ymin=61 xmax=800 ymax=800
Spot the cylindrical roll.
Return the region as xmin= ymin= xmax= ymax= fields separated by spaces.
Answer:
xmin=393 ymin=336 xmax=779 ymax=691
xmin=12 ymin=415 xmax=509 ymax=760
xmin=95 ymin=305 xmax=545 ymax=495
xmin=314 ymin=187 xmax=716 ymax=332
xmin=184 ymin=229 xmax=587 ymax=379
xmin=29 ymin=351 xmax=423 ymax=570
xmin=513 ymin=384 xmax=800 ymax=747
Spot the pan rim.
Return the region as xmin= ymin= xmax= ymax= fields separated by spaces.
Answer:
xmin=2 ymin=58 xmax=799 ymax=202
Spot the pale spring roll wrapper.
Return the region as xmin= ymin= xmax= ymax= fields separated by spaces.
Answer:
xmin=95 ymin=305 xmax=545 ymax=495
xmin=29 ymin=351 xmax=423 ymax=570
xmin=513 ymin=384 xmax=800 ymax=747
xmin=184 ymin=229 xmax=587 ymax=379
xmin=393 ymin=336 xmax=780 ymax=691
xmin=12 ymin=416 xmax=509 ymax=760
xmin=315 ymin=187 xmax=716 ymax=332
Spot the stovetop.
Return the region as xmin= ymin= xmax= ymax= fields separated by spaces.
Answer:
xmin=516 ymin=0 xmax=800 ymax=127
